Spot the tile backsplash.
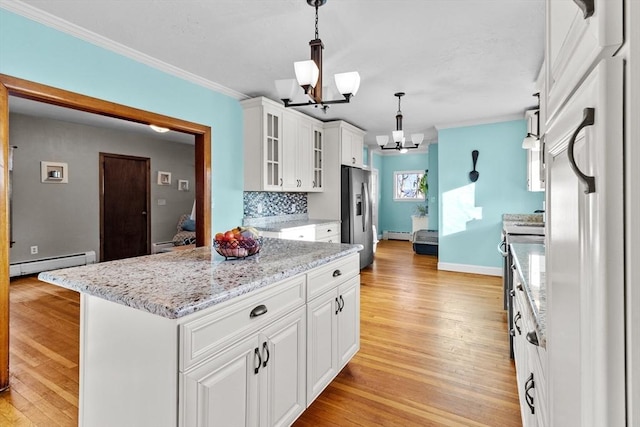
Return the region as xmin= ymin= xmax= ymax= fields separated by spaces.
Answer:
xmin=244 ymin=192 xmax=307 ymax=218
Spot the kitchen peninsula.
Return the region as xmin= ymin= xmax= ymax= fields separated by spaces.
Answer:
xmin=38 ymin=238 xmax=363 ymax=427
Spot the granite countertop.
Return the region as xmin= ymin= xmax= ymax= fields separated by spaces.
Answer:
xmin=502 ymin=213 xmax=545 ymax=236
xmin=510 ymin=242 xmax=546 ymax=347
xmin=38 ymin=238 xmax=362 ymax=320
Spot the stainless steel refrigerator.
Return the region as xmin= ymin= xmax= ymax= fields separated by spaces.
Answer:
xmin=341 ymin=166 xmax=374 ymax=269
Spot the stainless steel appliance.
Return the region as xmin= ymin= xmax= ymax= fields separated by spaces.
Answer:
xmin=498 ymin=224 xmax=544 ymax=358
xmin=341 ymin=166 xmax=373 ymax=269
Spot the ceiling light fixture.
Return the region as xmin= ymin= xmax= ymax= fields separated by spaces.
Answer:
xmin=275 ymin=0 xmax=360 ymax=111
xmin=522 ymin=93 xmax=540 ymax=151
xmin=377 ymin=92 xmax=423 ymax=152
xmin=149 ymin=124 xmax=170 ymax=133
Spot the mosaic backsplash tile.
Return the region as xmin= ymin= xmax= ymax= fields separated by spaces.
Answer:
xmin=244 ymin=192 xmax=308 ymax=218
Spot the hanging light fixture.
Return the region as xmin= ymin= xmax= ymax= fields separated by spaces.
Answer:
xmin=377 ymin=92 xmax=424 ymax=153
xmin=275 ymin=0 xmax=360 ymax=110
xmin=522 ymin=93 xmax=540 ymax=151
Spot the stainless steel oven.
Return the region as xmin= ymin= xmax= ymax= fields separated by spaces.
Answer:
xmin=498 ymin=225 xmax=544 ymax=358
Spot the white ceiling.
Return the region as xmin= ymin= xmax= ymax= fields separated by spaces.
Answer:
xmin=7 ymin=0 xmax=545 ymax=147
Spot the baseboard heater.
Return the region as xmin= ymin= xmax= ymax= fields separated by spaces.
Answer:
xmin=382 ymin=231 xmax=412 ymax=241
xmin=10 ymin=251 xmax=96 ymax=277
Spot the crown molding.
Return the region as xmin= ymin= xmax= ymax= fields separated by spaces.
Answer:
xmin=434 ymin=113 xmax=523 ymax=131
xmin=0 ymin=1 xmax=249 ymax=100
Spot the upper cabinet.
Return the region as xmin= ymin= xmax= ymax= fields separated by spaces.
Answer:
xmin=340 ymin=126 xmax=365 ymax=168
xmin=242 ymin=98 xmax=323 ymax=192
xmin=545 ymin=0 xmax=623 ymax=123
xmin=242 ymin=98 xmax=284 ymax=191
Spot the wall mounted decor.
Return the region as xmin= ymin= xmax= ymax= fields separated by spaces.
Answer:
xmin=41 ymin=161 xmax=68 ymax=183
xmin=469 ymin=150 xmax=479 ymax=182
xmin=157 ymin=171 xmax=171 ymax=186
xmin=178 ymin=179 xmax=189 ymax=191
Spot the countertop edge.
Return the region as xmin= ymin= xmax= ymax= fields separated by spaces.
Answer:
xmin=39 ymin=242 xmax=363 ymax=320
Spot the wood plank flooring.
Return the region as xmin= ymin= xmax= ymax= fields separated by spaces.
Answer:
xmin=0 ymin=240 xmax=521 ymax=426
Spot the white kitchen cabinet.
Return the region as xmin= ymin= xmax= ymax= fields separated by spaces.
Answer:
xmin=261 ymin=222 xmax=341 ymax=243
xmin=307 ymin=275 xmax=360 ymax=405
xmin=511 ymin=265 xmax=547 ymax=427
xmin=545 ymin=0 xmax=622 ymax=123
xmin=340 ymin=126 xmax=364 ymax=168
xmin=181 ymin=306 xmax=306 ymax=427
xmin=242 ymin=97 xmax=284 ymax=191
xmin=545 ymin=58 xmax=625 ymax=427
xmin=243 ymin=97 xmax=323 ymax=193
xmin=307 ymin=121 xmax=366 ymax=221
xmin=283 ymin=112 xmax=315 ymax=192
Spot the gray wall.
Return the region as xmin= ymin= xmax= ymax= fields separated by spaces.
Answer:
xmin=9 ymin=113 xmax=195 ymax=262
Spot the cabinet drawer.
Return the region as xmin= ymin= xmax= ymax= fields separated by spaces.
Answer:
xmin=180 ymin=274 xmax=306 ymax=371
xmin=281 ymin=226 xmax=315 ymax=241
xmin=307 ymin=253 xmax=359 ymax=300
xmin=314 ymin=223 xmax=340 ymax=241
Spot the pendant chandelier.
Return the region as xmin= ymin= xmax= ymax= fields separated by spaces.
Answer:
xmin=275 ymin=0 xmax=360 ymax=111
xmin=377 ymin=92 xmax=424 ymax=153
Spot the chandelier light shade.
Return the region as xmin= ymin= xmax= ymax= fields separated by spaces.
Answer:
xmin=378 ymin=92 xmax=424 ymax=152
xmin=276 ymin=0 xmax=360 ymax=110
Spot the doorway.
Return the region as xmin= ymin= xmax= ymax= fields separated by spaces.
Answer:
xmin=100 ymin=153 xmax=151 ymax=261
xmin=0 ymin=73 xmax=212 ymax=391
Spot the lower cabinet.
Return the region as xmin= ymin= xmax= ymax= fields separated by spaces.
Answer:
xmin=512 ymin=266 xmax=547 ymax=427
xmin=307 ymin=275 xmax=360 ymax=404
xmin=181 ymin=307 xmax=306 ymax=427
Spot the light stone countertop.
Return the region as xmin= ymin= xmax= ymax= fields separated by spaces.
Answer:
xmin=38 ymin=238 xmax=362 ymax=320
xmin=510 ymin=242 xmax=546 ymax=347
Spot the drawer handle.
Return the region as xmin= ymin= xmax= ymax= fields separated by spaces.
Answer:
xmin=573 ymin=0 xmax=594 ymax=19
xmin=332 ymin=269 xmax=342 ymax=277
xmin=526 ymin=331 xmax=539 ymax=347
xmin=327 ymin=229 xmax=332 ymax=232
xmin=250 ymin=304 xmax=268 ymax=318
xmin=517 ymin=284 xmax=523 ymax=291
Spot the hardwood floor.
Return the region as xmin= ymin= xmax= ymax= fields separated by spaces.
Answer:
xmin=0 ymin=240 xmax=521 ymax=426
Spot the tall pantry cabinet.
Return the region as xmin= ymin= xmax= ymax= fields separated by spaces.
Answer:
xmin=544 ymin=0 xmax=627 ymax=426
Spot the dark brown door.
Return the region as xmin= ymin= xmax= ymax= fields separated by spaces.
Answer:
xmin=100 ymin=153 xmax=150 ymax=261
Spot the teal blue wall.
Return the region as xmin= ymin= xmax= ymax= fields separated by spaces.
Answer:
xmin=0 ymin=9 xmax=244 ymax=235
xmin=378 ymin=152 xmax=429 ymax=234
xmin=438 ymin=120 xmax=544 ymax=269
xmin=427 ymin=144 xmax=439 ymax=230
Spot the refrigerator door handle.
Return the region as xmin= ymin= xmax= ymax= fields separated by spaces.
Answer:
xmin=362 ymin=182 xmax=370 ymax=233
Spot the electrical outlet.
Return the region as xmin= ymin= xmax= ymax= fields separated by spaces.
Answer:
xmin=257 ymin=202 xmax=263 ymax=214
xmin=291 ymin=204 xmax=296 ymax=213
xmin=30 ymin=246 xmax=38 ymax=255
xmin=157 ymin=199 xmax=166 ymax=206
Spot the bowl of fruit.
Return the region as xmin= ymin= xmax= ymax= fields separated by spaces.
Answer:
xmin=213 ymin=226 xmax=262 ymax=259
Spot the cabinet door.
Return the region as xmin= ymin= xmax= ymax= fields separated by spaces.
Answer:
xmin=259 ymin=307 xmax=306 ymax=427
xmin=546 ymin=58 xmax=624 ymax=427
xmin=306 ymin=289 xmax=338 ymax=404
xmin=181 ymin=335 xmax=259 ymax=427
xmin=546 ymin=0 xmax=622 ymax=122
xmin=340 ymin=128 xmax=364 ymax=168
xmin=282 ymin=112 xmax=298 ymax=191
xmin=297 ymin=118 xmax=314 ymax=191
xmin=311 ymin=125 xmax=323 ymax=191
xmin=337 ymin=276 xmax=360 ymax=369
xmin=263 ymin=106 xmax=283 ymax=191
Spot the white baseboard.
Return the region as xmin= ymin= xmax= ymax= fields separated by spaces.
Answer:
xmin=437 ymin=262 xmax=502 ymax=277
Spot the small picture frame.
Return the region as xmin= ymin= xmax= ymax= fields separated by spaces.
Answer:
xmin=178 ymin=179 xmax=189 ymax=191
xmin=157 ymin=171 xmax=171 ymax=186
xmin=41 ymin=161 xmax=68 ymax=184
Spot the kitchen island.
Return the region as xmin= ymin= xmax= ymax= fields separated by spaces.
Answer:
xmin=39 ymin=238 xmax=362 ymax=427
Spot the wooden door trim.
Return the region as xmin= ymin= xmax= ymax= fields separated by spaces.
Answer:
xmin=99 ymin=153 xmax=152 ymax=261
xmin=0 ymin=73 xmax=212 ymax=390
